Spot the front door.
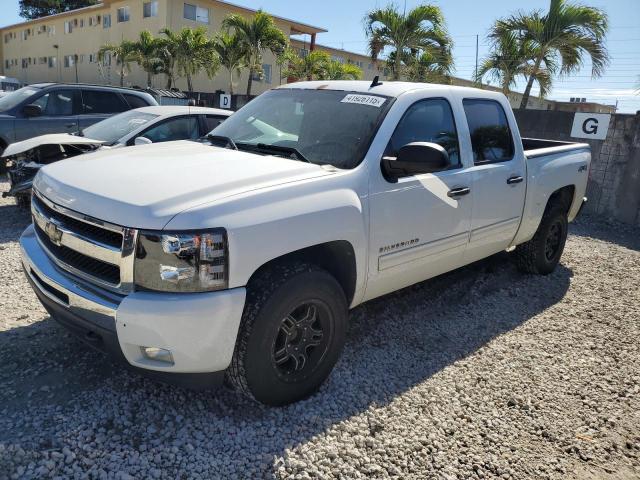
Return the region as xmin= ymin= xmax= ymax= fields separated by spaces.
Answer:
xmin=13 ymin=88 xmax=80 ymax=141
xmin=366 ymin=96 xmax=474 ymax=301
xmin=461 ymin=98 xmax=526 ymax=263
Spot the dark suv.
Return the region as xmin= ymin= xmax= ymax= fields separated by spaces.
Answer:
xmin=0 ymin=83 xmax=158 ymax=154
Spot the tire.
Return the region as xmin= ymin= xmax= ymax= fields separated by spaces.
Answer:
xmin=15 ymin=194 xmax=31 ymax=209
xmin=515 ymin=206 xmax=568 ymax=275
xmin=227 ymin=262 xmax=348 ymax=406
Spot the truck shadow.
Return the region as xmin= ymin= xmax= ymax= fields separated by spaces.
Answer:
xmin=0 ymin=246 xmax=572 ymax=477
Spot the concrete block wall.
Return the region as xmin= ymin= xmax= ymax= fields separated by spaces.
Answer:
xmin=514 ymin=109 xmax=640 ymax=226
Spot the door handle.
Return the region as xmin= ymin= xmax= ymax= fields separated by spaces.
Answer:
xmin=65 ymin=123 xmax=76 ymax=128
xmin=447 ymin=186 xmax=471 ymax=198
xmin=507 ymin=175 xmax=524 ymax=185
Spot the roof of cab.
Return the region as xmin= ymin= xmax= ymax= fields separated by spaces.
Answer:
xmin=278 ymin=80 xmax=507 ymax=101
xmin=133 ymin=105 xmax=233 ymax=117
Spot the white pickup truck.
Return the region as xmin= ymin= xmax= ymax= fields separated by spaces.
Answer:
xmin=20 ymin=80 xmax=590 ymax=405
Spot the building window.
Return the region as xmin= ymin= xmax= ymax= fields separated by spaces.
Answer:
xmin=64 ymin=55 xmax=75 ymax=68
xmin=39 ymin=57 xmax=47 ymax=64
xmin=143 ymin=1 xmax=158 ymax=18
xmin=47 ymin=25 xmax=55 ymax=36
xmin=22 ymin=58 xmax=28 ymax=68
xmin=262 ymin=64 xmax=272 ymax=84
xmin=5 ymin=60 xmax=9 ymax=70
xmin=48 ymin=57 xmax=57 ymax=68
xmin=89 ymin=53 xmax=97 ymax=63
xmin=102 ymin=52 xmax=112 ymax=66
xmin=64 ymin=20 xmax=73 ymax=34
xmin=79 ymin=18 xmax=84 ymax=27
xmin=103 ymin=14 xmax=111 ymax=28
xmin=117 ymin=7 xmax=130 ymax=22
xmin=184 ymin=3 xmax=209 ymax=23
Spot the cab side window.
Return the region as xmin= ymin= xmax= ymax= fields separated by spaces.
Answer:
xmin=462 ymin=99 xmax=514 ymax=164
xmin=82 ymin=90 xmax=128 ymax=114
xmin=140 ymin=116 xmax=200 ymax=143
xmin=32 ymin=89 xmax=76 ymax=116
xmin=385 ymin=98 xmax=460 ymax=167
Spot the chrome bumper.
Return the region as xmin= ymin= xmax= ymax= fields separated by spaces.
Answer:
xmin=20 ymin=224 xmax=124 ymax=332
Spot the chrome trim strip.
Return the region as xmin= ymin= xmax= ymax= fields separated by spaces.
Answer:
xmin=470 ymin=217 xmax=520 ymax=243
xmin=378 ymin=231 xmax=469 ymax=271
xmin=33 ymin=188 xmax=123 ymax=233
xmin=32 ymin=200 xmax=121 ymax=265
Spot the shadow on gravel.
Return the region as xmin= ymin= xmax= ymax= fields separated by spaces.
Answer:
xmin=0 ymin=243 xmax=573 ymax=477
xmin=569 ymin=214 xmax=640 ymax=252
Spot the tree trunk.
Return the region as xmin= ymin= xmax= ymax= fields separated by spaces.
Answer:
xmin=120 ymin=69 xmax=124 ymax=87
xmin=393 ymin=46 xmax=402 ymax=80
xmin=147 ymin=71 xmax=152 ymax=88
xmin=246 ymin=66 xmax=254 ymax=96
xmin=166 ymin=75 xmax=172 ymax=89
xmin=187 ymin=73 xmax=193 ymax=94
xmin=229 ymin=70 xmax=234 ymax=95
xmin=519 ymin=57 xmax=543 ymax=109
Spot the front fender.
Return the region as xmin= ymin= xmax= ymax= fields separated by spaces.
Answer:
xmin=164 ymin=176 xmax=368 ymax=305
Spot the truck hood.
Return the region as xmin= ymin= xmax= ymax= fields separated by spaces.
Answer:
xmin=34 ymin=140 xmax=334 ymax=229
xmin=2 ymin=134 xmax=106 ymax=158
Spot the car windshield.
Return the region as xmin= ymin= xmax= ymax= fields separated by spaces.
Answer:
xmin=82 ymin=110 xmax=158 ymax=145
xmin=210 ymin=89 xmax=393 ymax=169
xmin=0 ymin=86 xmax=41 ymax=112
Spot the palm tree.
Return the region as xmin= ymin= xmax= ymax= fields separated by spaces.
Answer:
xmin=222 ymin=11 xmax=288 ymax=96
xmin=476 ymin=30 xmax=553 ymax=97
xmin=160 ymin=27 xmax=218 ymax=94
xmin=494 ymin=0 xmax=609 ymax=109
xmin=154 ymin=37 xmax=177 ymax=89
xmin=98 ymin=40 xmax=137 ymax=86
xmin=392 ymin=49 xmax=453 ymax=83
xmin=364 ymin=4 xmax=452 ymax=81
xmin=212 ymin=32 xmax=247 ymax=95
xmin=133 ymin=30 xmax=162 ymax=88
xmin=325 ymin=60 xmax=362 ymax=80
xmin=280 ymin=49 xmax=330 ymax=81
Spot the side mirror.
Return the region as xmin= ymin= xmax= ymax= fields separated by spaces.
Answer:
xmin=22 ymin=104 xmax=42 ymax=117
xmin=134 ymin=136 xmax=153 ymax=146
xmin=381 ymin=142 xmax=449 ymax=181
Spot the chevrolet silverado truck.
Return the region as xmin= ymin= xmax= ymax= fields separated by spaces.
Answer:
xmin=20 ymin=80 xmax=590 ymax=405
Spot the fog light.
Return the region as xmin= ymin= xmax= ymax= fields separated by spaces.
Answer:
xmin=140 ymin=346 xmax=174 ymax=365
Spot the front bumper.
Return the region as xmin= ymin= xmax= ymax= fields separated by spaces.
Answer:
xmin=20 ymin=224 xmax=246 ymax=389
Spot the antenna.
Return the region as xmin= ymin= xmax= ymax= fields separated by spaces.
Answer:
xmin=370 ymin=75 xmax=383 ymax=88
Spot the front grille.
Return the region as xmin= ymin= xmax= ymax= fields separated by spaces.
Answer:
xmin=35 ymin=223 xmax=121 ymax=285
xmin=32 ymin=194 xmax=122 ymax=248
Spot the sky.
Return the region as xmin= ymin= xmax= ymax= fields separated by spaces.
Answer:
xmin=2 ymin=0 xmax=639 ymax=113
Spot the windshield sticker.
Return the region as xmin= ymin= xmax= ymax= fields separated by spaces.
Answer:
xmin=341 ymin=94 xmax=386 ymax=108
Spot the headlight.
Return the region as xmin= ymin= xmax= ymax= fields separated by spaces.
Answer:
xmin=134 ymin=229 xmax=228 ymax=292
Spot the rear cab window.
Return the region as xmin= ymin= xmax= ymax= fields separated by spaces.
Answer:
xmin=462 ymin=99 xmax=514 ymax=164
xmin=124 ymin=94 xmax=151 ymax=109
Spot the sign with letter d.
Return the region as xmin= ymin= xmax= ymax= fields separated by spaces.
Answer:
xmin=219 ymin=94 xmax=231 ymax=109
xmin=570 ymin=112 xmax=611 ymax=140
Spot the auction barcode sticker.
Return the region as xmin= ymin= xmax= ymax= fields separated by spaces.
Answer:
xmin=341 ymin=94 xmax=386 ymax=108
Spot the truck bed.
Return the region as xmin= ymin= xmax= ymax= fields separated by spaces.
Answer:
xmin=522 ymin=138 xmax=590 ymax=159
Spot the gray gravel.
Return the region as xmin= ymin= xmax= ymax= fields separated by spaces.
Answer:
xmin=0 ymin=177 xmax=639 ymax=480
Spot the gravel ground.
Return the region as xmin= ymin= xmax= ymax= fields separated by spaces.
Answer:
xmin=0 ymin=178 xmax=639 ymax=480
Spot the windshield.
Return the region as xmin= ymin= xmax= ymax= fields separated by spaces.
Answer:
xmin=0 ymin=86 xmax=41 ymax=112
xmin=82 ymin=110 xmax=158 ymax=145
xmin=210 ymin=89 xmax=393 ymax=169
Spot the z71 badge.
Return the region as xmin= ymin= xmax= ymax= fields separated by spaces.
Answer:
xmin=379 ymin=238 xmax=419 ymax=254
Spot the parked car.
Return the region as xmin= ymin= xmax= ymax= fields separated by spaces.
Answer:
xmin=2 ymin=106 xmax=233 ymax=205
xmin=20 ymin=80 xmax=590 ymax=406
xmin=0 ymin=83 xmax=157 ymax=155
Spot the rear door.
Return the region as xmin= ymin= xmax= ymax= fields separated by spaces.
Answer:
xmin=79 ymin=89 xmax=129 ymax=130
xmin=461 ymin=98 xmax=526 ymax=263
xmin=13 ymin=88 xmax=80 ymax=141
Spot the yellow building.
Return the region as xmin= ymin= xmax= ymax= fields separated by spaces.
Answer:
xmin=0 ymin=0 xmax=326 ymax=94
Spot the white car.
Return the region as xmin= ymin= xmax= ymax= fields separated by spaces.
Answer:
xmin=2 ymin=105 xmax=233 ymax=203
xmin=21 ymin=80 xmax=590 ymax=406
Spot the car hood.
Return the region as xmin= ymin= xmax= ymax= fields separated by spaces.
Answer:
xmin=34 ymin=140 xmax=334 ymax=229
xmin=2 ymin=133 xmax=106 ymax=158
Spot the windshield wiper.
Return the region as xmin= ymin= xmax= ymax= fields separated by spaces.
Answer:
xmin=253 ymin=143 xmax=310 ymax=163
xmin=207 ymin=134 xmax=238 ymax=150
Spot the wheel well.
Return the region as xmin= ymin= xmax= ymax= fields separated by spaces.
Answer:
xmin=247 ymin=241 xmax=358 ymax=305
xmin=546 ymin=185 xmax=575 ymax=216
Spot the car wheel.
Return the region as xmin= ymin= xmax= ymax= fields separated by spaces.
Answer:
xmin=515 ymin=206 xmax=568 ymax=275
xmin=227 ymin=261 xmax=348 ymax=406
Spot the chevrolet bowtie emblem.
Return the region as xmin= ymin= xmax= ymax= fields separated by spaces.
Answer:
xmin=44 ymin=220 xmax=63 ymax=246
